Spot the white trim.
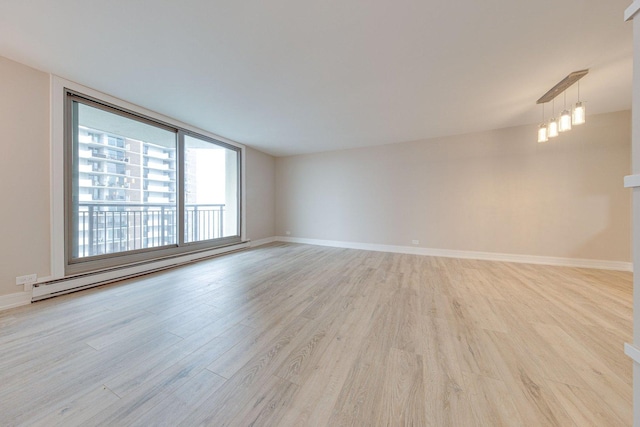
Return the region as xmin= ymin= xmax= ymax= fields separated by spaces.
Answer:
xmin=625 ymin=343 xmax=640 ymax=364
xmin=51 ymin=75 xmax=65 ymax=278
xmin=624 ymin=174 xmax=640 ymax=188
xmin=241 ymin=148 xmax=247 ymax=243
xmin=33 ymin=242 xmax=249 ymax=300
xmin=625 ymin=0 xmax=640 ymax=21
xmin=276 ymin=236 xmax=632 ymax=272
xmin=0 ymin=292 xmax=32 ymax=312
xmin=249 ymin=237 xmax=277 ymax=247
xmin=50 ymin=76 xmax=247 ymax=280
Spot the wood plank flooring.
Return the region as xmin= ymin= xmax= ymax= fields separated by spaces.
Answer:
xmin=0 ymin=243 xmax=633 ymax=426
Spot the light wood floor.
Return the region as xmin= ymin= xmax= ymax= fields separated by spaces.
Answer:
xmin=0 ymin=243 xmax=633 ymax=426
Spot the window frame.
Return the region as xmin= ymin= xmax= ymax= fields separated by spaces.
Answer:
xmin=54 ymin=80 xmax=245 ymax=278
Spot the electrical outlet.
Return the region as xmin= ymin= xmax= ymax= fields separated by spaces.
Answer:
xmin=16 ymin=274 xmax=37 ymax=286
xmin=285 ymin=230 xmax=291 ymax=235
xmin=412 ymin=240 xmax=419 ymax=245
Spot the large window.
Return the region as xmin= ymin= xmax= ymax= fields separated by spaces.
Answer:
xmin=66 ymin=91 xmax=242 ymax=274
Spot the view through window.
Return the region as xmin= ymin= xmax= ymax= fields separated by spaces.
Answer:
xmin=184 ymin=134 xmax=239 ymax=243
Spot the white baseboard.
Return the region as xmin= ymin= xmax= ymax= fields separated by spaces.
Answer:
xmin=276 ymin=236 xmax=632 ymax=272
xmin=0 ymin=291 xmax=32 ymax=311
xmin=249 ymin=236 xmax=277 ymax=247
xmin=625 ymin=343 xmax=640 ymax=364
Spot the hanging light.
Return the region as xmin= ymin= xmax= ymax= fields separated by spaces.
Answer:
xmin=535 ymin=70 xmax=588 ymax=141
xmin=548 ymin=119 xmax=559 ymax=138
xmin=537 ymin=103 xmax=548 ymax=143
xmin=573 ymin=102 xmax=586 ymax=125
xmin=559 ymin=93 xmax=572 ymax=132
xmin=538 ymin=124 xmax=548 ymax=143
xmin=559 ymin=110 xmax=572 ymax=132
xmin=573 ymin=81 xmax=585 ymax=125
xmin=548 ymin=99 xmax=559 ymax=138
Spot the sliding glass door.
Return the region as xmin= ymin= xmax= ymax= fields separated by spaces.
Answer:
xmin=66 ymin=91 xmax=242 ymax=275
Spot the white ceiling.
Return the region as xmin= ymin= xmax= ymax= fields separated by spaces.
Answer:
xmin=0 ymin=0 xmax=633 ymax=156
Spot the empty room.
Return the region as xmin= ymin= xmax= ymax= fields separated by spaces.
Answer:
xmin=2 ymin=0 xmax=640 ymax=426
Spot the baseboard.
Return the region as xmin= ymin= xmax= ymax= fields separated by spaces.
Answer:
xmin=249 ymin=236 xmax=277 ymax=247
xmin=0 ymin=291 xmax=32 ymax=312
xmin=625 ymin=343 xmax=640 ymax=364
xmin=276 ymin=236 xmax=632 ymax=272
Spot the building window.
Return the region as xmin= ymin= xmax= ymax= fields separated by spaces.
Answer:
xmin=66 ymin=91 xmax=242 ymax=275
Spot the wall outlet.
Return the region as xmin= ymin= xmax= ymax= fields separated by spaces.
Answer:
xmin=411 ymin=240 xmax=419 ymax=245
xmin=16 ymin=274 xmax=37 ymax=286
xmin=285 ymin=230 xmax=291 ymax=235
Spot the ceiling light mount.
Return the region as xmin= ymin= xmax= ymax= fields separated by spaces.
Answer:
xmin=536 ymin=69 xmax=589 ymax=104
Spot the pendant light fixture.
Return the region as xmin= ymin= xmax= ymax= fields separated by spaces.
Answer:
xmin=559 ymin=92 xmax=572 ymax=132
xmin=572 ymin=80 xmax=586 ymax=125
xmin=537 ymin=103 xmax=548 ymax=143
xmin=573 ymin=101 xmax=586 ymax=125
xmin=537 ymin=124 xmax=548 ymax=143
xmin=535 ymin=69 xmax=588 ymax=142
xmin=548 ymin=99 xmax=559 ymax=138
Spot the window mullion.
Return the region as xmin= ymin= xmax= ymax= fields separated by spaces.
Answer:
xmin=177 ymin=130 xmax=185 ymax=247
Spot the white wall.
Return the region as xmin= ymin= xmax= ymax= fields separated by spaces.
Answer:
xmin=276 ymin=110 xmax=631 ymax=263
xmin=246 ymin=147 xmax=276 ymax=241
xmin=0 ymin=56 xmax=51 ymax=298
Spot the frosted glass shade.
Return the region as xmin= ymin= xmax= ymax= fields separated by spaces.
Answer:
xmin=548 ymin=118 xmax=559 ymax=138
xmin=559 ymin=109 xmax=572 ymax=132
xmin=537 ymin=124 xmax=548 ymax=143
xmin=572 ymin=101 xmax=585 ymax=125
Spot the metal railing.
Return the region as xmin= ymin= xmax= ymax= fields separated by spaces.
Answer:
xmin=75 ymin=202 xmax=225 ymax=258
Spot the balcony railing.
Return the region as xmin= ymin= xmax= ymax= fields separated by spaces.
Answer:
xmin=75 ymin=202 xmax=225 ymax=258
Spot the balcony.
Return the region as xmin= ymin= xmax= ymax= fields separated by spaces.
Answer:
xmin=74 ymin=202 xmax=225 ymax=258
xmin=146 ymin=184 xmax=173 ymax=193
xmin=144 ymin=162 xmax=172 ymax=171
xmin=145 ymin=174 xmax=172 ymax=182
xmin=144 ymin=150 xmax=170 ymax=159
